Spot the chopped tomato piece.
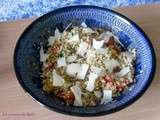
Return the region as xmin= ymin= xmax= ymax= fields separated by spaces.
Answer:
xmin=102 ymin=75 xmax=113 ymax=83
xmin=65 ymin=90 xmax=75 ymax=103
xmin=51 ymin=44 xmax=61 ymax=53
xmin=57 ymin=90 xmax=75 ymax=104
xmin=116 ymin=84 xmax=125 ymax=92
xmin=48 ymin=63 xmax=54 ymax=69
xmin=45 ymin=62 xmax=56 ymax=70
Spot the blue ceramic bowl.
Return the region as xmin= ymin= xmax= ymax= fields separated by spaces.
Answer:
xmin=14 ymin=6 xmax=156 ymax=116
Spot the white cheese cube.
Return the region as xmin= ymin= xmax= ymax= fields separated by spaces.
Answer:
xmin=57 ymin=57 xmax=66 ymax=67
xmin=92 ymin=39 xmax=104 ymax=50
xmin=101 ymin=90 xmax=112 ymax=104
xmin=77 ymin=64 xmax=89 ymax=79
xmin=52 ymin=70 xmax=64 ymax=86
xmin=67 ymin=55 xmax=77 ymax=63
xmin=116 ymin=66 xmax=130 ymax=77
xmin=76 ymin=42 xmax=88 ymax=56
xmin=86 ymin=72 xmax=98 ymax=92
xmin=90 ymin=66 xmax=102 ymax=76
xmin=48 ymin=28 xmax=61 ymax=45
xmin=66 ymin=63 xmax=81 ymax=77
xmin=40 ymin=46 xmax=49 ymax=62
xmin=70 ymin=85 xmax=82 ymax=106
xmin=81 ymin=22 xmax=87 ymax=27
xmin=86 ymin=49 xmax=96 ymax=63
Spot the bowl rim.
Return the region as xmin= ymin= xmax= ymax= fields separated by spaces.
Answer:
xmin=13 ymin=5 xmax=156 ymax=117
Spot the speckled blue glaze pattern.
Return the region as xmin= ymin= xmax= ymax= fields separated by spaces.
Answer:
xmin=14 ymin=6 xmax=156 ymax=116
xmin=0 ymin=0 xmax=160 ymax=22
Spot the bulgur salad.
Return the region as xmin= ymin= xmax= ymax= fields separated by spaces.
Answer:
xmin=40 ymin=22 xmax=136 ymax=107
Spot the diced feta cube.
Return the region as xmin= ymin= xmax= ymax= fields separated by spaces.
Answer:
xmin=76 ymin=42 xmax=88 ymax=56
xmin=52 ymin=70 xmax=64 ymax=86
xmin=67 ymin=55 xmax=77 ymax=63
xmin=116 ymin=66 xmax=130 ymax=77
xmin=77 ymin=64 xmax=89 ymax=79
xmin=81 ymin=22 xmax=87 ymax=27
xmin=86 ymin=49 xmax=96 ymax=63
xmin=48 ymin=36 xmax=55 ymax=46
xmin=55 ymin=28 xmax=61 ymax=36
xmin=70 ymin=85 xmax=82 ymax=106
xmin=86 ymin=72 xmax=98 ymax=92
xmin=40 ymin=46 xmax=49 ymax=62
xmin=66 ymin=63 xmax=81 ymax=77
xmin=90 ymin=66 xmax=102 ymax=76
xmin=101 ymin=90 xmax=112 ymax=104
xmin=57 ymin=57 xmax=66 ymax=67
xmin=92 ymin=39 xmax=104 ymax=49
xmin=48 ymin=28 xmax=61 ymax=45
